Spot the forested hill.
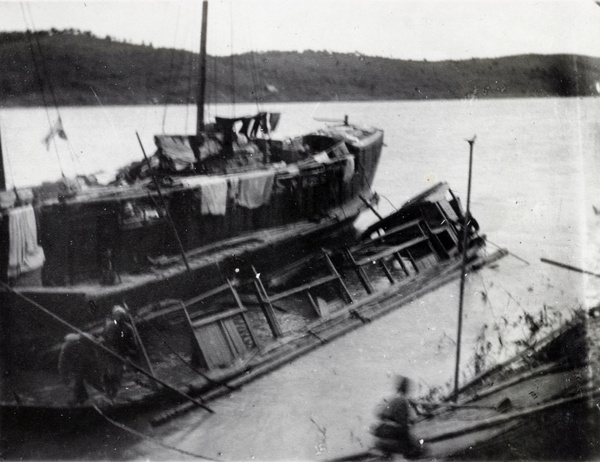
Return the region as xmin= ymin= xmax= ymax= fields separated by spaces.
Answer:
xmin=1 ymin=29 xmax=600 ymax=107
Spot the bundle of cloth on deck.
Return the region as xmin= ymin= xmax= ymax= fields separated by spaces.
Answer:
xmin=6 ymin=205 xmax=45 ymax=278
xmin=155 ymin=135 xmax=197 ymax=172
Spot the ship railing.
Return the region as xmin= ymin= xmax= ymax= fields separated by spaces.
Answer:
xmin=344 ymin=215 xmax=463 ymax=294
xmin=250 ymin=250 xmax=354 ymax=331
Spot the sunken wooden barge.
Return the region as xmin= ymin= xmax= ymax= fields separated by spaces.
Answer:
xmin=1 ymin=182 xmax=503 ymax=424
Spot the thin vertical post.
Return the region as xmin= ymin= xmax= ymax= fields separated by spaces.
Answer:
xmin=227 ymin=278 xmax=260 ymax=348
xmin=453 ymin=136 xmax=476 ymax=401
xmin=251 ymin=266 xmax=283 ymax=338
xmin=197 ymin=0 xmax=208 ymax=135
xmin=136 ymin=132 xmax=191 ymax=273
xmin=0 ymin=125 xmax=6 ymax=191
xmin=122 ymin=303 xmax=158 ymax=389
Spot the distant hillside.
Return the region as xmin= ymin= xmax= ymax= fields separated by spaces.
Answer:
xmin=1 ymin=29 xmax=600 ymax=106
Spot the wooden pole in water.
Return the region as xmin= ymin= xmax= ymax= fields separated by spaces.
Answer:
xmin=540 ymin=258 xmax=600 ymax=279
xmin=0 ymin=124 xmax=6 ymax=191
xmin=197 ymin=0 xmax=208 ymax=135
xmin=453 ymin=136 xmax=476 ymax=401
xmin=0 ymin=281 xmax=214 ymax=413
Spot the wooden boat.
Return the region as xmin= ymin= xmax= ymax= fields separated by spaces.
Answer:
xmin=1 ymin=181 xmax=503 ymax=425
xmin=403 ymin=306 xmax=600 ymax=460
xmin=0 ymin=0 xmax=382 ymax=412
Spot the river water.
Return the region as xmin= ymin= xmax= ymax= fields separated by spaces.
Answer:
xmin=2 ymin=97 xmax=600 ymax=460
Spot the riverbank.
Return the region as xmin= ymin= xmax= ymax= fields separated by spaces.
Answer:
xmin=1 ymin=30 xmax=600 ymax=107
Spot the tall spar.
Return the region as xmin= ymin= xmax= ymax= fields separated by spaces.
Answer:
xmin=453 ymin=136 xmax=476 ymax=401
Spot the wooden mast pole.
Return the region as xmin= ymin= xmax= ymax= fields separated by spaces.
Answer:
xmin=197 ymin=0 xmax=208 ymax=135
xmin=0 ymin=127 xmax=6 ymax=191
xmin=453 ymin=136 xmax=476 ymax=401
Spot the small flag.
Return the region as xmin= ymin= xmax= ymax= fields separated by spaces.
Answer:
xmin=43 ymin=118 xmax=68 ymax=150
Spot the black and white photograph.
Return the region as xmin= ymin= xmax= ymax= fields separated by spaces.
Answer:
xmin=1 ymin=0 xmax=600 ymax=460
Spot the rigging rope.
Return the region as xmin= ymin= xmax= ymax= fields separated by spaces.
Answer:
xmin=21 ymin=4 xmax=86 ymax=179
xmin=229 ymin=2 xmax=236 ymax=117
xmin=133 ymin=305 xmax=238 ymax=392
xmin=91 ymin=399 xmax=217 ymax=461
xmin=20 ymin=5 xmax=65 ymax=178
xmin=161 ymin=0 xmax=185 ymax=134
xmin=186 ymin=42 xmax=196 ymax=133
xmin=0 ymin=117 xmax=17 ymax=189
xmin=0 ymin=280 xmax=214 ymax=414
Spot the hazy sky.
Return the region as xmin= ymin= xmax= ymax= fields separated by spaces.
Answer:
xmin=1 ymin=0 xmax=600 ymax=61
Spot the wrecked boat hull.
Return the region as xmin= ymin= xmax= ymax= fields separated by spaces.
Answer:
xmin=2 ymin=182 xmax=497 ymax=426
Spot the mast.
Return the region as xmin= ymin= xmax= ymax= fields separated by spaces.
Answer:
xmin=453 ymin=136 xmax=476 ymax=401
xmin=196 ymin=0 xmax=208 ymax=135
xmin=0 ymin=128 xmax=6 ymax=191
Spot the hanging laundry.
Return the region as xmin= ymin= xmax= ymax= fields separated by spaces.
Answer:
xmin=228 ymin=176 xmax=240 ymax=200
xmin=236 ymin=170 xmax=275 ymax=209
xmin=198 ymin=177 xmax=228 ymax=215
xmin=7 ymin=205 xmax=45 ymax=278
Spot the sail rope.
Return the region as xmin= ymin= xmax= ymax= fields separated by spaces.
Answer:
xmin=484 ymin=237 xmax=530 ymax=265
xmin=0 ymin=281 xmax=215 ymax=414
xmin=161 ymin=0 xmax=184 ymax=134
xmin=19 ymin=5 xmax=66 ymax=178
xmin=229 ymin=2 xmax=236 ymax=117
xmin=90 ymin=397 xmax=217 ymax=461
xmin=0 ymin=117 xmax=17 ymax=189
xmin=20 ymin=4 xmax=85 ymax=180
xmin=131 ymin=306 xmax=239 ymax=392
xmin=247 ymin=52 xmax=262 ymax=111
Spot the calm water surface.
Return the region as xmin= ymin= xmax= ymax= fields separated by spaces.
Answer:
xmin=2 ymin=98 xmax=600 ymax=460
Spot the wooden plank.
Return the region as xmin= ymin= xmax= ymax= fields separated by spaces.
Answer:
xmin=379 ymin=259 xmax=395 ymax=284
xmin=418 ymin=221 xmax=443 ymax=260
xmin=123 ymin=303 xmax=158 ymax=388
xmin=191 ymin=307 xmax=247 ymax=328
xmin=252 ymin=266 xmax=283 ymax=338
xmin=184 ymin=282 xmax=233 ymax=310
xmin=193 ymin=323 xmax=234 ymax=369
xmin=345 ymin=247 xmax=374 ymax=294
xmin=394 ymin=251 xmax=411 ymax=277
xmin=406 ymin=250 xmax=419 ymax=273
xmin=267 ymin=274 xmax=339 ymax=302
xmin=323 ymin=250 xmax=354 ymax=304
xmin=357 ymin=217 xmax=422 ymax=246
xmin=221 ymin=318 xmax=247 ymax=356
xmin=305 ymin=291 xmax=322 ymax=317
xmin=227 ymin=278 xmax=259 ymax=348
xmin=140 ymin=282 xmax=233 ymax=324
xmin=179 ymin=300 xmax=209 ymax=370
xmin=353 ymin=236 xmax=429 ymax=266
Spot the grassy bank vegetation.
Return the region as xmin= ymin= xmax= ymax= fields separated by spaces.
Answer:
xmin=1 ymin=29 xmax=600 ymax=106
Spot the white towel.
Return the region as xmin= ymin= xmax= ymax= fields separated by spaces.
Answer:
xmin=236 ymin=170 xmax=275 ymax=209
xmin=7 ymin=205 xmax=45 ymax=278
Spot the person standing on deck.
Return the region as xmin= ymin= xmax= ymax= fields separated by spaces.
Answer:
xmin=58 ymin=305 xmax=140 ymax=403
xmin=100 ymin=305 xmax=140 ymax=397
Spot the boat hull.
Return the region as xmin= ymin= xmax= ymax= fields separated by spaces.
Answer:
xmin=1 ymin=182 xmax=500 ymax=428
xmin=409 ymin=312 xmax=600 ymax=460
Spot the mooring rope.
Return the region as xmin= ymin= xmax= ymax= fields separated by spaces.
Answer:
xmin=0 ymin=281 xmax=214 ymax=414
xmin=91 ymin=400 xmax=217 ymax=461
